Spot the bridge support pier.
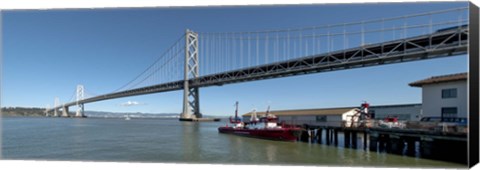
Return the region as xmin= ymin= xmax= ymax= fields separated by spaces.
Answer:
xmin=76 ymin=104 xmax=84 ymax=117
xmin=180 ymin=29 xmax=202 ymax=120
xmin=54 ymin=97 xmax=60 ymax=117
xmin=61 ymin=105 xmax=69 ymax=117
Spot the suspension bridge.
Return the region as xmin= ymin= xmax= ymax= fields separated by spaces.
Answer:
xmin=45 ymin=7 xmax=469 ymax=121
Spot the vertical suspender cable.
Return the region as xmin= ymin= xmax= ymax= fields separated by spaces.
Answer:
xmin=233 ymin=33 xmax=236 ymax=69
xmin=403 ymin=16 xmax=407 ymax=39
xmin=305 ymin=31 xmax=308 ymax=57
xmin=276 ymin=32 xmax=279 ymax=62
xmin=293 ymin=34 xmax=296 ymax=58
xmin=206 ymin=33 xmax=209 ymax=75
xmin=240 ymin=32 xmax=244 ymax=68
xmin=318 ymin=30 xmax=321 ymax=54
xmin=280 ymin=32 xmax=287 ymax=60
xmin=381 ymin=18 xmax=385 ymax=43
xmin=287 ymin=30 xmax=290 ymax=60
xmin=361 ymin=22 xmax=365 ymax=46
xmin=343 ymin=24 xmax=346 ymax=59
xmin=327 ymin=25 xmax=330 ymax=53
xmin=248 ymin=33 xmax=251 ymax=67
xmin=300 ymin=31 xmax=303 ymax=57
xmin=256 ymin=33 xmax=259 ymax=65
xmin=313 ymin=29 xmax=316 ymax=56
xmin=265 ymin=33 xmax=269 ymax=63
xmin=227 ymin=33 xmax=230 ymax=70
xmin=393 ymin=26 xmax=396 ymax=40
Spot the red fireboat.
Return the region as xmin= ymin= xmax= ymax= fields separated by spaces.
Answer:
xmin=218 ymin=102 xmax=301 ymax=141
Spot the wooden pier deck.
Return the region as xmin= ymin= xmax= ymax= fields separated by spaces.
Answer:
xmin=298 ymin=124 xmax=467 ymax=165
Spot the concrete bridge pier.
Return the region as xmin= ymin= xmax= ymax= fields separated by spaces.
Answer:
xmin=75 ymin=103 xmax=85 ymax=117
xmin=53 ymin=108 xmax=59 ymax=117
xmin=61 ymin=106 xmax=69 ymax=117
xmin=53 ymin=97 xmax=60 ymax=117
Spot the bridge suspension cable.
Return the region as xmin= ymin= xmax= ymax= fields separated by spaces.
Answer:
xmin=196 ymin=7 xmax=467 ymax=76
xmin=84 ymin=88 xmax=98 ymax=99
xmin=67 ymin=88 xmax=77 ymax=103
xmin=113 ymin=34 xmax=186 ymax=92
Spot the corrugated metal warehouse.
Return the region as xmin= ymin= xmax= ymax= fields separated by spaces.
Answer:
xmin=369 ymin=104 xmax=422 ymax=121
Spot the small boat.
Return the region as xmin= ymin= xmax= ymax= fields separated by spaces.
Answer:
xmin=125 ymin=115 xmax=131 ymax=120
xmin=218 ymin=102 xmax=301 ymax=141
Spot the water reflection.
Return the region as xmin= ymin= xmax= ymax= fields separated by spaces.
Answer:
xmin=181 ymin=121 xmax=200 ymax=161
xmin=1 ymin=118 xmax=467 ymax=168
xmin=264 ymin=144 xmax=277 ymax=162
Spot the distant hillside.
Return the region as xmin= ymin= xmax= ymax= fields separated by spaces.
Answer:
xmin=1 ymin=107 xmax=223 ymax=118
xmin=1 ymin=107 xmax=45 ymax=117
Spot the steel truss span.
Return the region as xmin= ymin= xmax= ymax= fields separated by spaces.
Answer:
xmin=195 ymin=27 xmax=468 ymax=87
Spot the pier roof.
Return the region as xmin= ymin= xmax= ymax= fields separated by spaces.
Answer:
xmin=409 ymin=72 xmax=467 ymax=87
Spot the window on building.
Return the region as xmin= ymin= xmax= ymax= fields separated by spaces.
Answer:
xmin=316 ymin=115 xmax=327 ymax=122
xmin=441 ymin=88 xmax=457 ymax=98
xmin=369 ymin=110 xmax=375 ymax=119
xmin=441 ymin=107 xmax=457 ymax=119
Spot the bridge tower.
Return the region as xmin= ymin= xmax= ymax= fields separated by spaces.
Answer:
xmin=54 ymin=97 xmax=60 ymax=117
xmin=75 ymin=85 xmax=85 ymax=117
xmin=181 ymin=29 xmax=202 ymax=120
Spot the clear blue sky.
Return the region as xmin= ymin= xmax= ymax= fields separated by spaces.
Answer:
xmin=1 ymin=2 xmax=469 ymax=116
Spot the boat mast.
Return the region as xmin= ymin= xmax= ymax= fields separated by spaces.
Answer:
xmin=235 ymin=101 xmax=239 ymax=121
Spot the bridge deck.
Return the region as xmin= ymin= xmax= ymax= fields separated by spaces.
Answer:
xmin=52 ymin=27 xmax=468 ymax=110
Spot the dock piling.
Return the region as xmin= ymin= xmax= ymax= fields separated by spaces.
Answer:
xmin=326 ymin=129 xmax=331 ymax=145
xmin=363 ymin=132 xmax=368 ymax=150
xmin=369 ymin=135 xmax=378 ymax=152
xmin=334 ymin=129 xmax=338 ymax=146
xmin=351 ymin=132 xmax=358 ymax=149
xmin=317 ymin=128 xmax=323 ymax=144
xmin=344 ymin=130 xmax=351 ymax=148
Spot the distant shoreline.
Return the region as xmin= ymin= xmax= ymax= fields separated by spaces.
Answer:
xmin=1 ymin=107 xmax=45 ymax=117
xmin=1 ymin=107 xmax=226 ymax=119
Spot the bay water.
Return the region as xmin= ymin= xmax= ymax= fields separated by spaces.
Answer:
xmin=1 ymin=117 xmax=466 ymax=168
